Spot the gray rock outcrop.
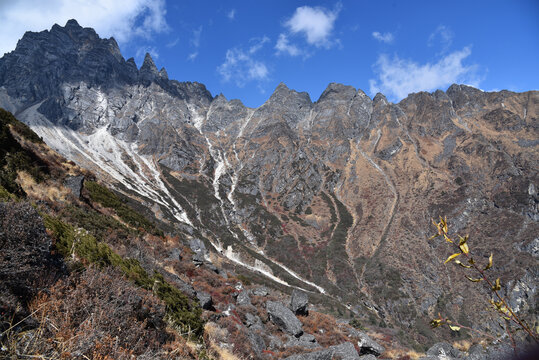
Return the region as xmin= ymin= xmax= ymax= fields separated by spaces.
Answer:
xmin=290 ymin=289 xmax=309 ymax=315
xmin=356 ymin=331 xmax=385 ymax=356
xmin=284 ymin=342 xmax=360 ymax=360
xmin=266 ymin=300 xmax=303 ymax=337
xmin=195 ymin=291 xmax=212 ymax=310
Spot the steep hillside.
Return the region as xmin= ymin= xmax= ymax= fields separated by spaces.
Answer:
xmin=1 ymin=108 xmax=404 ymax=359
xmin=1 ymin=19 xmax=537 ymax=355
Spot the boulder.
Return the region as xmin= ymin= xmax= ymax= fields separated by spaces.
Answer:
xmin=237 ymin=290 xmax=251 ymax=306
xmin=284 ymin=342 xmax=360 ymax=360
xmin=466 ymin=344 xmax=487 ymax=360
xmin=196 ymin=291 xmax=213 ymax=310
xmin=426 ymin=342 xmax=463 ymax=359
xmin=192 ymin=252 xmax=205 ymax=266
xmin=63 ymin=175 xmax=84 ymax=198
xmin=188 ymin=238 xmax=208 ymax=258
xmin=299 ymin=333 xmax=317 ymax=343
xmin=356 ymin=331 xmax=385 ymax=356
xmin=253 ymin=286 xmax=269 ymax=297
xmin=284 ymin=335 xmax=319 ymax=350
xmin=168 ymin=275 xmax=196 ymax=297
xmin=267 ymin=300 xmax=303 ymax=337
xmin=247 ymin=329 xmax=266 ymax=356
xmin=244 ymin=312 xmax=263 ymax=330
xmin=290 ymin=289 xmax=309 ymax=315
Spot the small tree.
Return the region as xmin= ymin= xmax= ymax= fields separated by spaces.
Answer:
xmin=429 ymin=217 xmax=538 ymax=350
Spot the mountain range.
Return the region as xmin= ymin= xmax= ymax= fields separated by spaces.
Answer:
xmin=0 ymin=19 xmax=537 ymax=358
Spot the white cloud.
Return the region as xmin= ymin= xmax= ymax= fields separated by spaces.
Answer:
xmin=135 ymin=46 xmax=159 ymax=64
xmin=428 ymin=25 xmax=453 ymax=52
xmin=166 ymin=37 xmax=179 ymax=48
xmin=372 ymin=31 xmax=394 ymax=44
xmin=217 ymin=38 xmax=269 ymax=87
xmin=284 ymin=5 xmax=340 ymax=48
xmin=369 ymin=47 xmax=480 ymax=101
xmin=227 ymin=9 xmax=236 ymax=20
xmin=190 ymin=26 xmax=202 ymax=48
xmin=187 ymin=51 xmax=198 ymax=61
xmin=249 ymin=36 xmax=269 ymax=54
xmin=275 ymin=34 xmax=301 ymax=56
xmin=187 ymin=26 xmax=202 ymax=61
xmin=0 ymin=0 xmax=169 ymax=56
xmin=275 ymin=4 xmax=340 ymax=56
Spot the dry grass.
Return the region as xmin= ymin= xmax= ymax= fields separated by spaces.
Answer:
xmin=382 ymin=348 xmax=424 ymax=360
xmin=204 ymin=322 xmax=240 ymax=360
xmin=452 ymin=339 xmax=473 ymax=352
xmin=1 ymin=267 xmax=198 ymax=359
xmin=17 ymin=170 xmax=70 ymax=202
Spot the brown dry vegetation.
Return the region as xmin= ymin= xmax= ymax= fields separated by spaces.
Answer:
xmin=3 ymin=267 xmax=197 ymax=359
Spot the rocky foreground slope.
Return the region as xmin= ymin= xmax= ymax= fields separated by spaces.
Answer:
xmin=1 ymin=19 xmax=537 ymax=354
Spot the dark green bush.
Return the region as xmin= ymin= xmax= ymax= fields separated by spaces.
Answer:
xmin=84 ymin=181 xmax=162 ymax=235
xmin=0 ymin=108 xmax=43 ymax=144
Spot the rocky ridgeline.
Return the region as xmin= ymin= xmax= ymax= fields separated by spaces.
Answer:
xmin=0 ymin=19 xmax=537 ymax=351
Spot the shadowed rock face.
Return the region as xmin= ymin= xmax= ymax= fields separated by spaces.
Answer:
xmin=0 ymin=20 xmax=537 ymax=347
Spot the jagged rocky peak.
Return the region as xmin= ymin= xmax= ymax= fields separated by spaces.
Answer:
xmin=373 ymin=92 xmax=389 ymax=107
xmin=0 ymin=19 xmax=140 ymax=103
xmin=50 ymin=18 xmax=99 ymax=43
xmin=398 ymin=87 xmax=458 ymax=136
xmin=205 ymin=93 xmax=248 ymax=133
xmin=139 ymin=52 xmax=159 ymax=84
xmin=269 ymin=82 xmax=312 ymax=104
xmin=249 ymin=82 xmax=313 ymax=134
xmin=158 ymin=67 xmax=168 ymax=80
xmin=317 ymin=82 xmax=358 ymax=104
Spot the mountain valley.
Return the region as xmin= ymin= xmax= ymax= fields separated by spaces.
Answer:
xmin=0 ymin=20 xmax=537 ymax=359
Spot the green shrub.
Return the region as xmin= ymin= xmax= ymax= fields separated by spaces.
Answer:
xmin=0 ymin=184 xmax=17 ymax=201
xmin=84 ymin=181 xmax=162 ymax=236
xmin=43 ymin=215 xmax=204 ymax=338
xmin=0 ymin=108 xmax=43 ymax=144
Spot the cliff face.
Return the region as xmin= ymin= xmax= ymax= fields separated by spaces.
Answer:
xmin=1 ymin=20 xmax=537 ymax=346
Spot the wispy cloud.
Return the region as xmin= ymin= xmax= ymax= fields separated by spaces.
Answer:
xmin=372 ymin=31 xmax=394 ymax=44
xmin=166 ymin=37 xmax=179 ymax=48
xmin=369 ymin=46 xmax=480 ymax=101
xmin=275 ymin=34 xmax=301 ymax=56
xmin=428 ymin=25 xmax=453 ymax=53
xmin=0 ymin=0 xmax=170 ymax=56
xmin=187 ymin=26 xmax=202 ymax=61
xmin=218 ymin=37 xmax=270 ymax=87
xmin=227 ymin=9 xmax=236 ymax=20
xmin=135 ymin=46 xmax=159 ymax=64
xmin=276 ymin=3 xmax=341 ymax=57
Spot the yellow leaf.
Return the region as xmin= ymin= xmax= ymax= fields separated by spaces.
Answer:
xmin=459 ymin=243 xmax=469 ymax=254
xmin=492 ymin=278 xmax=501 ymax=291
xmin=444 ymin=233 xmax=453 ymax=243
xmin=449 ymin=325 xmax=461 ymax=331
xmin=430 ymin=319 xmax=443 ymax=328
xmin=466 ymin=276 xmax=483 ymax=282
xmin=455 ymin=260 xmax=472 ymax=269
xmin=429 ymin=233 xmax=440 ymax=240
xmin=458 ymin=235 xmax=468 ymax=246
xmin=468 ymin=258 xmax=475 ymax=265
xmin=444 ymin=253 xmax=461 ymax=264
xmin=484 ymin=253 xmax=493 ymax=270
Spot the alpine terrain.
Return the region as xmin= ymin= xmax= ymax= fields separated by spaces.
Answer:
xmin=0 ymin=20 xmax=537 ymax=359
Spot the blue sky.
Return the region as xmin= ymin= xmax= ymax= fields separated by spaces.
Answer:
xmin=1 ymin=0 xmax=538 ymax=107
